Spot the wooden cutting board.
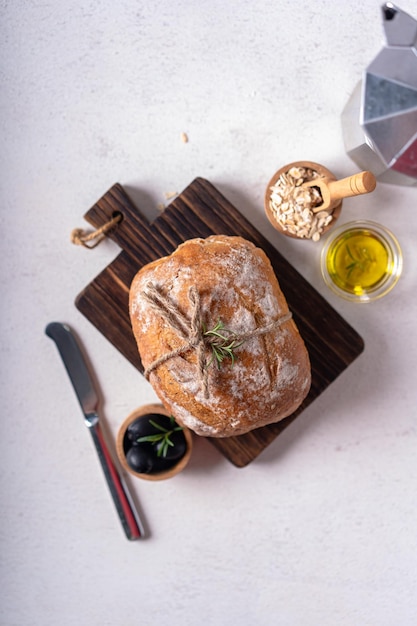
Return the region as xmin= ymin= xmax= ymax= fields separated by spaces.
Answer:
xmin=75 ymin=178 xmax=364 ymax=467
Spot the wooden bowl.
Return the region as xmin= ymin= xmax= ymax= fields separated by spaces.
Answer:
xmin=264 ymin=160 xmax=342 ymax=240
xmin=116 ymin=403 xmax=193 ymax=481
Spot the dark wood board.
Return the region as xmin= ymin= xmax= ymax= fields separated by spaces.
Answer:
xmin=75 ymin=178 xmax=364 ymax=467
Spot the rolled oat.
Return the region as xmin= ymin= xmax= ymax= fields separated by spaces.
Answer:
xmin=268 ymin=167 xmax=333 ymax=241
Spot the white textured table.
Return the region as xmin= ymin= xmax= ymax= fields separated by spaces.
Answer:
xmin=2 ymin=2 xmax=416 ymax=625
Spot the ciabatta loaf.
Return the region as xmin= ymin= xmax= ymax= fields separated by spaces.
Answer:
xmin=129 ymin=235 xmax=311 ymax=437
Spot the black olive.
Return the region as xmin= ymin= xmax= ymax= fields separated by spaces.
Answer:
xmin=124 ymin=412 xmax=187 ymax=474
xmin=126 ymin=445 xmax=155 ymax=474
xmin=126 ymin=413 xmax=172 ymax=442
xmin=152 ymin=455 xmax=178 ymax=473
xmin=155 ymin=429 xmax=187 ymax=461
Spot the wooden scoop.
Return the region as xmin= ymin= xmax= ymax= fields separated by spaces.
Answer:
xmin=303 ymin=170 xmax=377 ymax=213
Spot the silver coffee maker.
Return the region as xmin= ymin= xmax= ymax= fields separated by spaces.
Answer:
xmin=342 ymin=3 xmax=417 ymax=186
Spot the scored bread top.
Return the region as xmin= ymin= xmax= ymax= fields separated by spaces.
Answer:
xmin=129 ymin=235 xmax=311 ymax=437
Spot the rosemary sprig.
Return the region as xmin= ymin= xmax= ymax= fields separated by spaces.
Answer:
xmin=136 ymin=417 xmax=184 ymax=457
xmin=202 ymin=319 xmax=244 ymax=369
xmin=345 ymin=244 xmax=375 ymax=278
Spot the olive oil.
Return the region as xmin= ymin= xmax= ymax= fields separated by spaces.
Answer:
xmin=326 ymin=228 xmax=392 ymax=295
xmin=321 ymin=221 xmax=402 ymax=301
xmin=327 ymin=228 xmax=393 ymax=295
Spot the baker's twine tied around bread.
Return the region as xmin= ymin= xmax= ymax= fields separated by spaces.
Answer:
xmin=142 ymin=282 xmax=293 ymax=399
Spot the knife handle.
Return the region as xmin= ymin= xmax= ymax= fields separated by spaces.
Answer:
xmin=90 ymin=422 xmax=144 ymax=540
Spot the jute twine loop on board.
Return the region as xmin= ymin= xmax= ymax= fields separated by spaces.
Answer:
xmin=142 ymin=282 xmax=293 ymax=399
xmin=71 ymin=213 xmax=122 ymax=249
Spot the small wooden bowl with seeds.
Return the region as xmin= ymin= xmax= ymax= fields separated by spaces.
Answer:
xmin=264 ymin=161 xmax=342 ymax=242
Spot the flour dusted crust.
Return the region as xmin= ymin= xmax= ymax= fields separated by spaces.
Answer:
xmin=129 ymin=235 xmax=311 ymax=437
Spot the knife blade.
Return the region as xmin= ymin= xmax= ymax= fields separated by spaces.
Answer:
xmin=45 ymin=322 xmax=144 ymax=540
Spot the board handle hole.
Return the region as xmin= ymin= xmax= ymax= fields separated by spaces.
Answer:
xmin=112 ymin=210 xmax=124 ymax=223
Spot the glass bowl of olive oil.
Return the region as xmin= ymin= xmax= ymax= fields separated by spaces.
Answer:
xmin=320 ymin=221 xmax=402 ymax=302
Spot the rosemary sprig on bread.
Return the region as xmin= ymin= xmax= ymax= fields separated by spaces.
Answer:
xmin=202 ymin=319 xmax=244 ymax=369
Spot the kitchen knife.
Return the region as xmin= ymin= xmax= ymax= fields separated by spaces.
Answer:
xmin=45 ymin=322 xmax=144 ymax=540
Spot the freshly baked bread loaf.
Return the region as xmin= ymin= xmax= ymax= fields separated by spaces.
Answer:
xmin=129 ymin=235 xmax=311 ymax=437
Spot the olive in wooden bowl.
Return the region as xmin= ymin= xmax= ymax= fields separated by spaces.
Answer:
xmin=116 ymin=404 xmax=193 ymax=481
